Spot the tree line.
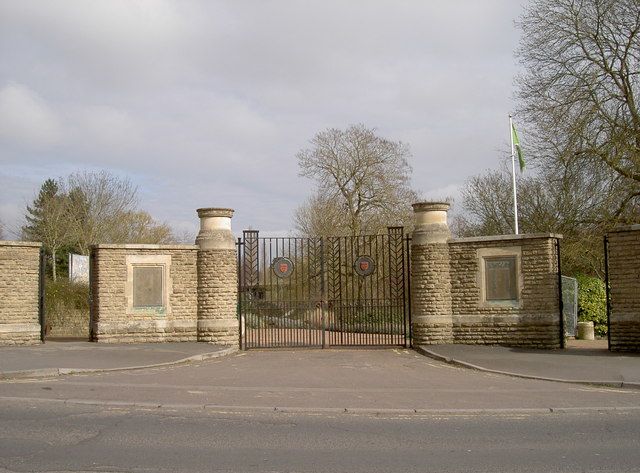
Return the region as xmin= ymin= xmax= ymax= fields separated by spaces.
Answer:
xmin=456 ymin=0 xmax=639 ymax=277
xmin=22 ymin=170 xmax=181 ymax=281
xmin=294 ymin=0 xmax=638 ymax=281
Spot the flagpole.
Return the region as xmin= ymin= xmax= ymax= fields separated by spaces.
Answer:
xmin=509 ymin=114 xmax=519 ymax=235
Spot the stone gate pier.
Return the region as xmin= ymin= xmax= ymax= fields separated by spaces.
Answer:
xmin=195 ymin=208 xmax=238 ymax=344
xmin=2 ymin=203 xmax=638 ymax=350
xmin=88 ymin=207 xmax=238 ymax=344
xmin=410 ymin=202 xmax=453 ymax=344
xmin=411 ymin=202 xmax=563 ymax=348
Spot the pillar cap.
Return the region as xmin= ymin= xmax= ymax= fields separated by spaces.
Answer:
xmin=197 ymin=208 xmax=234 ymax=218
xmin=196 ymin=207 xmax=235 ymax=250
xmin=412 ymin=201 xmax=451 ymax=245
xmin=412 ymin=202 xmax=450 ymax=212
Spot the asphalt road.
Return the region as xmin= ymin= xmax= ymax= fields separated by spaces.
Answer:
xmin=2 ymin=349 xmax=640 ymax=472
xmin=2 ymin=349 xmax=639 ymax=412
xmin=1 ymin=401 xmax=640 ymax=473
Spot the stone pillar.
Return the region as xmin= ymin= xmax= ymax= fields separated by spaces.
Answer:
xmin=411 ymin=202 xmax=453 ymax=345
xmin=196 ymin=208 xmax=238 ymax=345
xmin=0 ymin=241 xmax=43 ymax=346
xmin=607 ymin=225 xmax=640 ymax=351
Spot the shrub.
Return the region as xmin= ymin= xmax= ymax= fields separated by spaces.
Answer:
xmin=45 ymin=278 xmax=89 ymax=313
xmin=576 ymin=274 xmax=607 ymax=337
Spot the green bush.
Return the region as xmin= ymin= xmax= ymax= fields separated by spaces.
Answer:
xmin=576 ymin=274 xmax=607 ymax=337
xmin=45 ymin=278 xmax=89 ymax=313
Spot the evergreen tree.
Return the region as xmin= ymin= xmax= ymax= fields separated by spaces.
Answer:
xmin=22 ymin=178 xmax=58 ymax=240
xmin=22 ymin=179 xmax=73 ymax=281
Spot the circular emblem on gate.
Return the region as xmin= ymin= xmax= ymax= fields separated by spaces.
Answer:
xmin=354 ymin=255 xmax=376 ymax=277
xmin=272 ymin=257 xmax=294 ymax=278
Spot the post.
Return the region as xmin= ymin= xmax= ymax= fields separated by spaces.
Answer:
xmin=410 ymin=202 xmax=453 ymax=345
xmin=196 ymin=208 xmax=239 ymax=345
xmin=510 ymin=115 xmax=520 ymax=235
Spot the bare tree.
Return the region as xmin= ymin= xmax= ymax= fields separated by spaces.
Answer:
xmin=293 ymin=193 xmax=347 ymax=237
xmin=0 ymin=219 xmax=5 ymax=240
xmin=107 ymin=211 xmax=177 ymax=244
xmin=455 ymin=169 xmax=515 ymax=236
xmin=296 ymin=124 xmax=418 ymax=236
xmin=455 ymin=161 xmax=627 ymax=276
xmin=516 ymin=0 xmax=640 ymax=219
xmin=64 ymin=170 xmax=139 ymax=254
xmin=23 ymin=171 xmax=181 ymax=277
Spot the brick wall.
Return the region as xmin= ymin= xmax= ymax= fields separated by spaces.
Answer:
xmin=91 ymin=244 xmax=199 ymax=343
xmin=607 ymin=225 xmax=640 ymax=352
xmin=0 ymin=241 xmax=42 ymax=345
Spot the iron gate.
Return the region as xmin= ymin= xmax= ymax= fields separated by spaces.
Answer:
xmin=238 ymin=228 xmax=410 ymax=349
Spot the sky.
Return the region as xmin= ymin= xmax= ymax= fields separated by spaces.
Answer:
xmin=0 ymin=0 xmax=528 ymax=241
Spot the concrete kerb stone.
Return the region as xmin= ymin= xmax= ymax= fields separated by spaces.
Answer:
xmin=414 ymin=346 xmax=640 ymax=390
xmin=0 ymin=368 xmax=61 ymax=380
xmin=0 ymin=345 xmax=239 ymax=380
xmin=1 ymin=396 xmax=640 ymax=416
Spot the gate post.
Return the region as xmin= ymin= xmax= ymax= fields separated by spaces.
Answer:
xmin=196 ymin=208 xmax=238 ymax=345
xmin=410 ymin=202 xmax=453 ymax=345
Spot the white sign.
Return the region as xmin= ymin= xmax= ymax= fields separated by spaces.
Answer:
xmin=69 ymin=254 xmax=89 ymax=284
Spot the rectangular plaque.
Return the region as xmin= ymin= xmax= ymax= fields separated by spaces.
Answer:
xmin=485 ymin=257 xmax=517 ymax=301
xmin=133 ymin=266 xmax=164 ymax=307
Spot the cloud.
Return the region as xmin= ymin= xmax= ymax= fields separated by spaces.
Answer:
xmin=0 ymin=82 xmax=63 ymax=148
xmin=0 ymin=0 xmax=528 ymax=238
xmin=71 ymin=106 xmax=142 ymax=150
xmin=422 ymin=184 xmax=463 ymax=204
xmin=0 ymin=0 xmax=193 ymax=91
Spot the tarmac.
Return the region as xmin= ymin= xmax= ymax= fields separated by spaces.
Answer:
xmin=0 ymin=338 xmax=639 ymax=389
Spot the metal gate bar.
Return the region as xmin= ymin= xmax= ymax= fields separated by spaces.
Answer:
xmin=238 ymin=228 xmax=408 ymax=349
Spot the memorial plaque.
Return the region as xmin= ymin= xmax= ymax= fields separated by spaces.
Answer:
xmin=485 ymin=257 xmax=517 ymax=301
xmin=133 ymin=266 xmax=164 ymax=307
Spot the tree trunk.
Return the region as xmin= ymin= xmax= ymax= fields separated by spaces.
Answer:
xmin=51 ymin=249 xmax=57 ymax=282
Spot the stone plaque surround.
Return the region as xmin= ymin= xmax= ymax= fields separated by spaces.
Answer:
xmin=125 ymin=255 xmax=172 ymax=315
xmin=477 ymin=246 xmax=522 ymax=307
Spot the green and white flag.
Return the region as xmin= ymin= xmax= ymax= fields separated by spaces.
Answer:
xmin=511 ymin=122 xmax=525 ymax=172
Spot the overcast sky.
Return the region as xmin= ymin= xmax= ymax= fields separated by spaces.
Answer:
xmin=0 ymin=0 xmax=528 ymax=240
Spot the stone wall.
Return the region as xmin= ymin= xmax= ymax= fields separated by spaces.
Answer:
xmin=47 ymin=308 xmax=88 ymax=338
xmin=91 ymin=244 xmax=199 ymax=343
xmin=196 ymin=249 xmax=238 ymax=344
xmin=89 ymin=208 xmax=239 ymax=346
xmin=607 ymin=225 xmax=640 ymax=352
xmin=448 ymin=235 xmax=562 ymax=348
xmin=411 ymin=202 xmax=562 ymax=348
xmin=2 ymin=203 xmax=571 ymax=349
xmin=0 ymin=241 xmax=42 ymax=345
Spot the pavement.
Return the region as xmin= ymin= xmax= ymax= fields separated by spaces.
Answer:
xmin=416 ymin=339 xmax=640 ymax=389
xmin=0 ymin=338 xmax=638 ymax=389
xmin=0 ymin=340 xmax=238 ymax=379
